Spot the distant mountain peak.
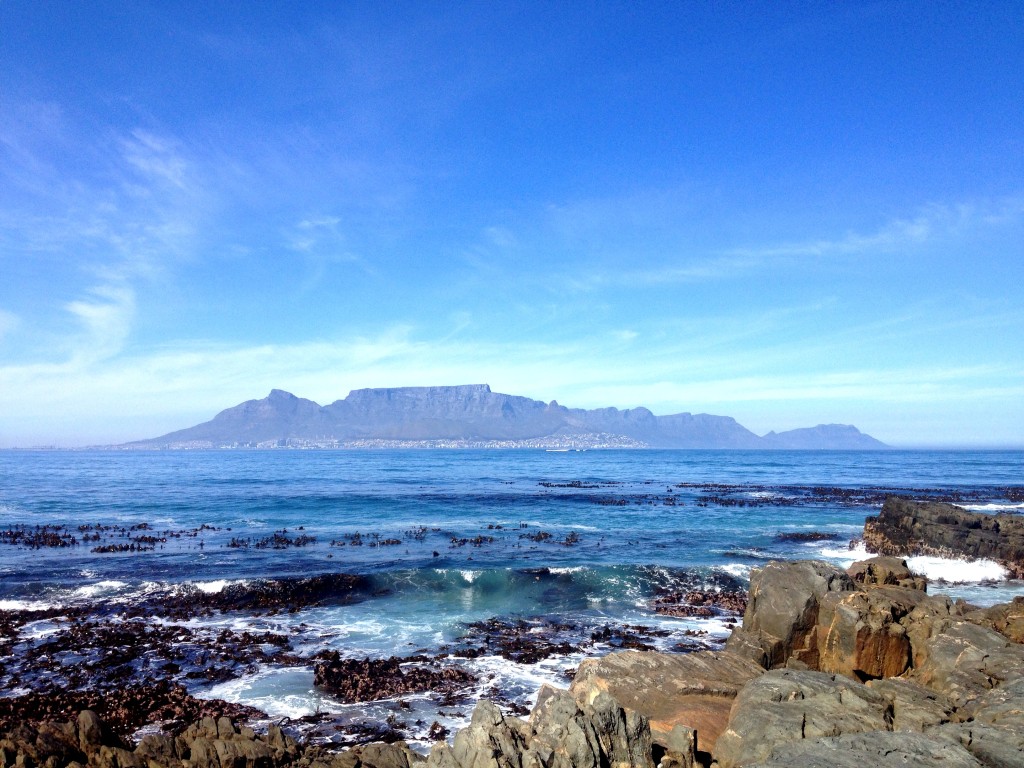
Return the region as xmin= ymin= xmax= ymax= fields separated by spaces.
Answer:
xmin=125 ymin=385 xmax=888 ymax=450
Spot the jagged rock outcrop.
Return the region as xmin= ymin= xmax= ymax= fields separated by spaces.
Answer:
xmin=0 ymin=712 xmax=305 ymax=768
xmin=569 ymin=650 xmax=763 ymax=757
xmin=7 ymin=558 xmax=1024 ymax=768
xmin=713 ymin=558 xmax=1024 ymax=767
xmin=724 ymin=560 xmax=856 ymax=669
xmin=713 ymin=669 xmax=904 ymax=767
xmin=964 ymin=596 xmax=1024 ymax=643
xmin=424 ymin=690 xmax=655 ymax=768
xmin=846 ymin=555 xmax=927 ymax=591
xmin=864 ymin=497 xmax=1024 ymax=578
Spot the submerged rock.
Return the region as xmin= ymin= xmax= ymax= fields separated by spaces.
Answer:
xmin=313 ymin=654 xmax=476 ymax=703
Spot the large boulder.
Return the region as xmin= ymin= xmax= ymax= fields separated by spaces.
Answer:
xmin=724 ymin=561 xmax=855 ymax=669
xmin=905 ymin=604 xmax=1024 ymax=709
xmin=815 ymin=585 xmax=928 ymax=680
xmin=846 ymin=555 xmax=927 ymax=591
xmin=712 ymin=669 xmax=893 ymax=768
xmin=570 ymin=650 xmax=762 ymax=756
xmin=747 ymin=730 xmax=983 ymax=768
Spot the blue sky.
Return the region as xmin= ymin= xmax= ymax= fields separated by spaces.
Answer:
xmin=1 ymin=1 xmax=1022 ymax=447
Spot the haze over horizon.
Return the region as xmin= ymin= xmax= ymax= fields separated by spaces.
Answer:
xmin=1 ymin=2 xmax=1022 ymax=449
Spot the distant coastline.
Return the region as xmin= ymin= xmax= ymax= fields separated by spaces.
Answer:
xmin=117 ymin=384 xmax=889 ymax=451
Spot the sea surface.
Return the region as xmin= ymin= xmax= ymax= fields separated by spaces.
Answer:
xmin=1 ymin=449 xmax=1022 ymax=744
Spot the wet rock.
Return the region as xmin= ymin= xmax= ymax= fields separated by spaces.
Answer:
xmin=846 ymin=555 xmax=927 ymax=591
xmin=314 ymin=654 xmax=476 ymax=703
xmin=863 ymin=497 xmax=1024 ymax=577
xmin=570 ymin=650 xmax=762 ymax=755
xmin=650 ymin=590 xmax=747 ymax=619
xmin=456 ymin=618 xmax=581 ymax=663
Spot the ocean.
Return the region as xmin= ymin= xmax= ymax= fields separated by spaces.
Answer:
xmin=1 ymin=449 xmax=1022 ymax=744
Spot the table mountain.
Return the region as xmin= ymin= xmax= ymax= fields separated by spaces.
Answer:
xmin=125 ymin=384 xmax=887 ymax=449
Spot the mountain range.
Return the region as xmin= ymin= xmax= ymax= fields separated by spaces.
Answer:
xmin=125 ymin=384 xmax=888 ymax=450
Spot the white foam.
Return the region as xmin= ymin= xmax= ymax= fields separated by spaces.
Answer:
xmin=0 ymin=598 xmax=55 ymax=611
xmin=548 ymin=566 xmax=586 ymax=574
xmin=71 ymin=580 xmax=128 ymax=598
xmin=818 ymin=542 xmax=870 ymax=564
xmin=904 ymin=555 xmax=1008 ymax=583
xmin=716 ymin=563 xmax=753 ymax=580
xmin=819 ymin=542 xmax=1010 ymax=583
xmin=962 ymin=503 xmax=1024 ymax=512
xmin=459 ymin=570 xmax=480 ymax=584
xmin=195 ymin=579 xmax=239 ymax=594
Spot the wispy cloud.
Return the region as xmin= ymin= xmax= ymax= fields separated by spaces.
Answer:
xmin=0 ymin=308 xmax=19 ymax=341
xmin=64 ymin=282 xmax=136 ymax=364
xmin=2 ymin=308 xmax=1020 ymax=446
xmin=726 ymin=198 xmax=1024 ymax=260
xmin=537 ymin=194 xmax=1024 ymax=290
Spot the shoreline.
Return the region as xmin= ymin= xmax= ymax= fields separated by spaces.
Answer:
xmin=2 ymin=553 xmax=1022 ymax=768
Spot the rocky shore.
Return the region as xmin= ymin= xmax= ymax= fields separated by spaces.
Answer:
xmin=864 ymin=496 xmax=1024 ymax=578
xmin=5 ymin=554 xmax=1022 ymax=767
xmin=4 ymin=498 xmax=1023 ymax=768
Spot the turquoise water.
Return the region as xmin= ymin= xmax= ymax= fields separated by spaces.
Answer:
xmin=1 ymin=449 xmax=1021 ymax=739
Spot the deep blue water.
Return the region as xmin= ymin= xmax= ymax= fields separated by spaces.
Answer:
xmin=1 ymin=449 xmax=1022 ymax=739
xmin=3 ymin=449 xmax=1022 ymax=585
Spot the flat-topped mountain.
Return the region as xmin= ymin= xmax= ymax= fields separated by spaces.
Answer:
xmin=126 ymin=384 xmax=888 ymax=449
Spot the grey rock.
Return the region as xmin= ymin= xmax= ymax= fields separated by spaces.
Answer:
xmin=750 ymin=730 xmax=982 ymax=767
xmin=449 ymin=700 xmax=529 ymax=768
xmin=725 ymin=560 xmax=855 ymax=669
xmin=864 ymin=678 xmax=954 ymax=731
xmin=77 ymin=710 xmax=103 ymax=753
xmin=906 ymin=611 xmax=1024 ymax=708
xmin=937 ymin=721 xmax=1024 ymax=768
xmin=712 ymin=669 xmax=892 ymax=768
xmin=356 ymin=742 xmax=423 ymax=768
xmin=846 ymin=556 xmax=927 ymax=591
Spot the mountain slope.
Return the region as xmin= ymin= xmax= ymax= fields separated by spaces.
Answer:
xmin=126 ymin=385 xmax=887 ymax=449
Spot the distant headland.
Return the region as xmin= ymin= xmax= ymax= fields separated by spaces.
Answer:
xmin=119 ymin=385 xmax=887 ymax=450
